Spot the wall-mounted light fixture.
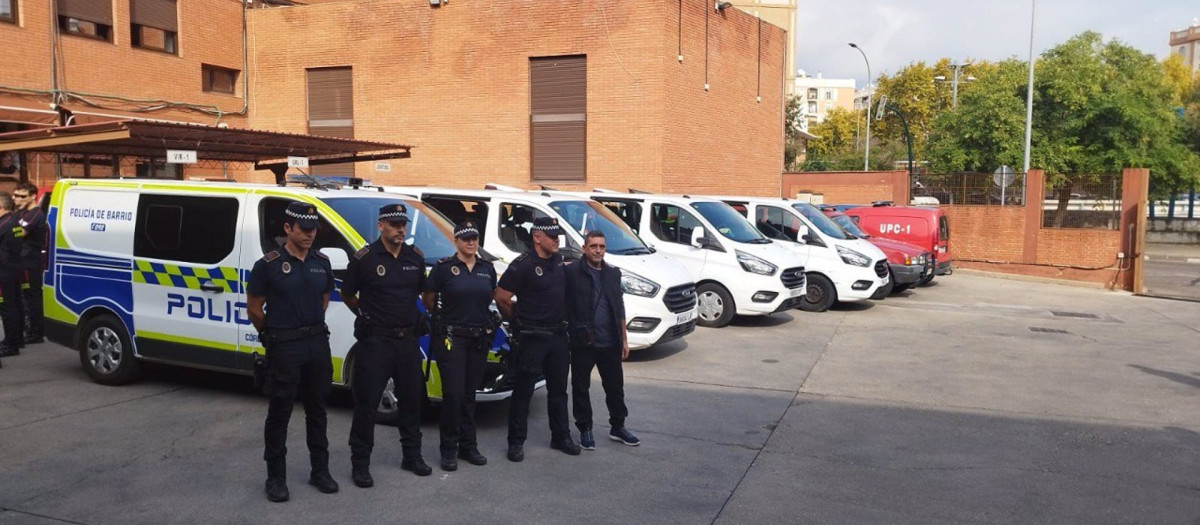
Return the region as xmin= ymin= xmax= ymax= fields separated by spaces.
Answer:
xmin=715 ymin=1 xmax=732 ymax=12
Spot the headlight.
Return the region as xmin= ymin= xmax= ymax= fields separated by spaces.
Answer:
xmin=620 ymin=270 xmax=660 ymax=297
xmin=836 ymin=246 xmax=870 ymax=267
xmin=735 ymin=250 xmax=777 ymax=275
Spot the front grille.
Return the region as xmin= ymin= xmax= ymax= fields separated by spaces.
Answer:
xmin=780 ymin=267 xmax=806 ymax=289
xmin=663 ymin=284 xmax=697 ymax=314
xmin=668 ymin=320 xmax=696 ymax=338
xmin=874 ymin=260 xmax=888 ymax=278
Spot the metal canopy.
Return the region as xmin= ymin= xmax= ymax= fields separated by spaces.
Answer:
xmin=0 ymin=119 xmax=412 ymax=180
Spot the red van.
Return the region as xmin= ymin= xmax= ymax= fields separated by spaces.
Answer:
xmin=822 ymin=209 xmax=935 ymax=291
xmin=843 ymin=204 xmax=952 ymax=276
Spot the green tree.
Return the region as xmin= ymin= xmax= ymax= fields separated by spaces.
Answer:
xmin=927 ymin=32 xmax=1200 ymax=212
xmin=873 ymin=58 xmax=995 ymax=161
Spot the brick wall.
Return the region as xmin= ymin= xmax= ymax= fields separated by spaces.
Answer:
xmin=1 ymin=0 xmax=248 ymax=126
xmin=662 ymin=2 xmax=786 ymax=196
xmin=780 ymin=171 xmax=908 ymax=204
xmin=245 ymin=0 xmax=784 ymax=192
xmin=942 ymin=205 xmax=1025 ymax=262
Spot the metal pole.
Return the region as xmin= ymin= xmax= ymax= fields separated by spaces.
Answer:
xmin=951 ymin=64 xmax=960 ymax=109
xmin=1022 ymin=0 xmax=1036 ymax=175
xmin=850 ymin=43 xmax=871 ymax=171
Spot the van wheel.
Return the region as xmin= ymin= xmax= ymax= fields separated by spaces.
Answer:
xmin=695 ymin=283 xmax=735 ymax=328
xmin=799 ymin=274 xmax=836 ymax=312
xmin=79 ymin=315 xmax=142 ymax=386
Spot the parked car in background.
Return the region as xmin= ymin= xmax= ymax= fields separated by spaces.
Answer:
xmin=822 ymin=208 xmax=934 ymax=291
xmin=715 ymin=196 xmax=890 ymax=312
xmin=842 ymin=204 xmax=953 ymax=276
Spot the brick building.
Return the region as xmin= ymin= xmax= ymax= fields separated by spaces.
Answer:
xmin=1 ymin=0 xmax=249 ymax=182
xmin=2 ymin=0 xmax=787 ymax=196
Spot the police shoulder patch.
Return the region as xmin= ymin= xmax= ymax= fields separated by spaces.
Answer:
xmin=410 ymin=244 xmax=424 ymax=257
xmin=354 ymin=246 xmax=370 ymax=260
xmin=314 ymin=250 xmax=329 ymax=260
xmin=437 ymin=256 xmax=454 ymax=265
xmin=512 ymin=253 xmax=529 ymax=265
xmin=262 ymin=250 xmax=281 ymax=263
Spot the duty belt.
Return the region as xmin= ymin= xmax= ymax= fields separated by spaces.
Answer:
xmin=361 ymin=323 xmax=418 ymax=339
xmin=520 ymin=321 xmax=569 ymax=336
xmin=446 ymin=325 xmax=490 ymax=337
xmin=264 ymin=323 xmax=328 ymax=345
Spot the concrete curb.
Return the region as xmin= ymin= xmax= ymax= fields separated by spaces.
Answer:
xmin=951 ymin=268 xmax=1131 ymax=293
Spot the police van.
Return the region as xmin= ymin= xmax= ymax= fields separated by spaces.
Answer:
xmin=385 ymin=186 xmax=699 ymax=350
xmin=44 ymin=178 xmax=520 ymax=405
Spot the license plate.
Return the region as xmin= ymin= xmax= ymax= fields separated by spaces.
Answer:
xmin=788 ymin=286 xmax=806 ymax=297
xmin=676 ymin=310 xmax=696 ymax=324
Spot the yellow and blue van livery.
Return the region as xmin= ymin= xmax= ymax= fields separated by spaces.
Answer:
xmin=45 ymin=179 xmax=521 ymax=408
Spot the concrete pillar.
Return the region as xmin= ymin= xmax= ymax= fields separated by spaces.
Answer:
xmin=1021 ymin=169 xmax=1045 ymax=264
xmin=1120 ymin=168 xmax=1149 ymax=292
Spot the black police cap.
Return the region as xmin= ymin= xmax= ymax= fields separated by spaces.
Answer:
xmin=454 ymin=220 xmax=480 ymax=239
xmin=284 ymin=202 xmax=320 ymax=229
xmin=379 ymin=203 xmax=409 ymax=224
xmin=531 ymin=216 xmax=562 ymax=237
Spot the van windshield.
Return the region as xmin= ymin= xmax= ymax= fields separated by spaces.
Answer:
xmin=550 ymin=200 xmax=652 ymax=255
xmin=792 ymin=202 xmax=850 ymax=240
xmin=690 ymin=201 xmax=769 ymax=244
xmin=320 ymin=196 xmax=458 ymax=265
xmin=830 ymin=214 xmax=869 ymax=239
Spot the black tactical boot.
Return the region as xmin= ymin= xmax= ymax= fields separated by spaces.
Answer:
xmin=440 ymin=452 xmax=458 ymax=472
xmin=458 ymin=448 xmax=488 ymax=466
xmin=308 ymin=470 xmax=339 ymax=494
xmin=351 ymin=460 xmax=373 ymax=488
xmin=400 ymin=456 xmax=433 ymax=477
xmin=265 ymin=462 xmax=289 ymax=503
xmin=507 ymin=443 xmax=524 ymax=463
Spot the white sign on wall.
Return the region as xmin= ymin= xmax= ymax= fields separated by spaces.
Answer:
xmin=166 ymin=150 xmax=197 ymax=164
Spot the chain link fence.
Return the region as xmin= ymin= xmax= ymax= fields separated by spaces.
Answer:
xmin=911 ymin=172 xmax=1026 ymax=206
xmin=1041 ymin=173 xmax=1123 ymax=230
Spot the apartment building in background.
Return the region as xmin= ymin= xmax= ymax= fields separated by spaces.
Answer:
xmin=793 ymin=72 xmax=855 ymax=124
xmin=1171 ymin=19 xmax=1200 ymax=72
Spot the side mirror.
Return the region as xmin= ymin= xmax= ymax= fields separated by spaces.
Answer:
xmin=690 ymin=228 xmax=706 ymax=249
xmin=797 ymin=225 xmax=811 ymax=241
xmin=320 ymin=247 xmax=350 ymax=271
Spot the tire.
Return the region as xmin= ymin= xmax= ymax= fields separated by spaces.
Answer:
xmin=799 ymin=273 xmax=836 ymax=313
xmin=695 ymin=282 xmax=736 ymax=328
xmin=892 ymin=282 xmax=911 ymax=294
xmin=78 ymin=314 xmax=142 ymax=386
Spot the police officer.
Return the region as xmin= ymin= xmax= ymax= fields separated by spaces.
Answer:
xmin=341 ymin=204 xmax=431 ymax=488
xmin=15 ymin=182 xmax=46 ymax=345
xmin=0 ymin=192 xmax=25 ymax=358
xmin=246 ymin=201 xmax=339 ymax=503
xmin=495 ymin=216 xmax=581 ymax=462
xmin=421 ymin=220 xmax=496 ymax=471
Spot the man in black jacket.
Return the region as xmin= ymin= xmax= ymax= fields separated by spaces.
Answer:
xmin=565 ymin=230 xmax=640 ymax=450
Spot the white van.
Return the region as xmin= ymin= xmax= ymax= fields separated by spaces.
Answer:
xmin=44 ymin=178 xmax=522 ymax=405
xmin=385 ymin=186 xmax=698 ymax=350
xmin=714 ymin=196 xmax=890 ymax=312
xmin=577 ymin=192 xmax=807 ymax=328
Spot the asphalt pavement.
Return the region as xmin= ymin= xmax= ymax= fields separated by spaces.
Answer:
xmin=1 ymin=273 xmax=1199 ymax=524
xmin=1143 ymin=242 xmax=1200 ymax=301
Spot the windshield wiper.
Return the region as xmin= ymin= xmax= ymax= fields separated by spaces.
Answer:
xmin=747 ymin=238 xmax=772 ymax=244
xmin=611 ymin=247 xmax=651 ymax=255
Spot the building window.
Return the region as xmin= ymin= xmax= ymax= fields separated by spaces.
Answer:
xmin=807 ymin=101 xmax=817 ymax=114
xmin=825 ymin=102 xmax=833 ymax=112
xmin=1 ymin=0 xmax=16 ymax=24
xmin=202 ymin=64 xmax=239 ymax=94
xmin=130 ymin=0 xmax=177 ymax=53
xmin=306 ymin=66 xmax=354 ymax=177
xmin=807 ymin=88 xmax=818 ymax=100
xmin=530 ymin=55 xmax=586 ymax=182
xmin=56 ymin=0 xmax=113 ymax=41
xmin=824 ymin=89 xmax=832 ymax=100
xmin=131 ymin=25 xmax=176 ymax=53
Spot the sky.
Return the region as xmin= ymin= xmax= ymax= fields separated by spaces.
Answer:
xmin=795 ymin=0 xmax=1199 ymax=87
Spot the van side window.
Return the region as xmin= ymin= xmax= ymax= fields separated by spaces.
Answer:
xmin=939 ymin=216 xmax=949 ymax=241
xmin=498 ymin=203 xmax=545 ymax=253
xmin=134 ymin=194 xmax=238 ymax=264
xmin=259 ymin=198 xmax=354 ymax=278
xmin=757 ymin=206 xmax=800 ymax=242
xmin=600 ymin=200 xmax=640 ymax=233
xmin=425 ymin=197 xmax=489 ymax=240
xmin=649 ymin=204 xmax=701 ymax=245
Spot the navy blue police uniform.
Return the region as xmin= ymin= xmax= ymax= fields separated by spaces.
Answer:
xmin=424 ymin=221 xmax=496 ymax=469
xmin=499 ymin=217 xmax=577 ymax=459
xmin=0 ymin=205 xmax=26 ymax=356
xmin=19 ymin=204 xmax=47 ymax=344
xmin=246 ymin=202 xmax=337 ymax=501
xmin=341 ymin=203 xmax=431 ymax=483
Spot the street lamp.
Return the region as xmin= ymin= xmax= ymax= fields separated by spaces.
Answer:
xmin=932 ymin=63 xmax=975 ymax=108
xmin=849 ymin=42 xmax=871 ymax=171
xmin=1023 ymin=0 xmax=1036 ymax=175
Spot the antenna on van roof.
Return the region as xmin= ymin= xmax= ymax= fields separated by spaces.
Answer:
xmin=538 ymin=185 xmax=559 ymax=191
xmin=593 ymin=187 xmax=619 ymax=193
xmin=628 ymin=188 xmax=651 ymax=194
xmin=484 ymin=183 xmax=525 ymax=191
